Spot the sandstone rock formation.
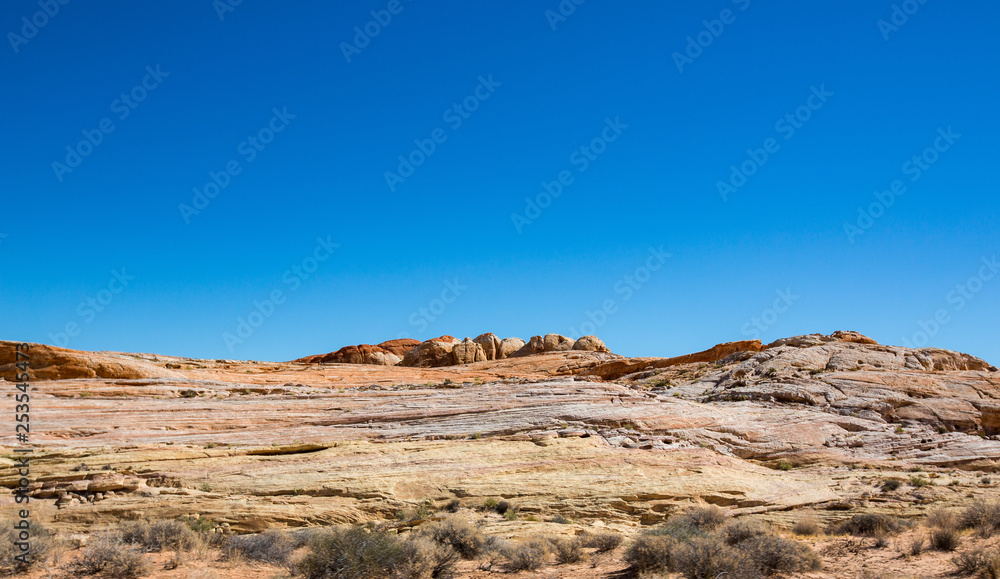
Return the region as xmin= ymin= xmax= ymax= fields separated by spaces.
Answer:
xmin=573 ymin=335 xmax=610 ymax=353
xmin=294 ymin=338 xmax=420 ymax=366
xmin=0 ymin=341 xmax=182 ymax=380
xmin=4 ymin=331 xmax=1000 ymax=544
xmin=512 ymin=334 xmax=577 ymax=357
xmin=498 ymin=337 xmax=526 ymax=359
xmin=473 ymin=333 xmax=502 ymax=360
xmin=400 ymin=336 xmax=460 ymax=367
xmin=451 ymin=338 xmax=487 ymax=365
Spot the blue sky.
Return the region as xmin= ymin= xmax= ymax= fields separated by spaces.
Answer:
xmin=2 ymin=1 xmax=998 ymax=364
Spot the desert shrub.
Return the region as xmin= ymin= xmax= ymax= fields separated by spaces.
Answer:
xmin=502 ymin=509 xmax=517 ymax=521
xmin=908 ymin=535 xmax=924 ymax=556
xmin=961 ymin=502 xmax=1000 ymax=537
xmin=0 ymin=520 xmax=55 ymax=575
xmin=722 ymin=519 xmax=769 ymax=546
xmin=739 ymin=534 xmax=821 ymax=575
xmin=494 ymin=500 xmax=512 ymax=515
xmin=792 ymin=516 xmax=820 ymax=536
xmin=930 ymin=527 xmax=961 ymax=551
xmin=829 ymin=514 xmax=902 ymax=537
xmin=582 ymin=531 xmax=622 ymax=553
xmin=76 ymin=535 xmax=149 ymax=578
xmin=927 ymin=509 xmax=958 ymax=530
xmin=119 ymin=519 xmax=199 ymax=552
xmin=182 ymin=516 xmax=216 ymax=534
xmin=671 ymin=536 xmax=761 ymax=579
xmin=222 ymin=530 xmax=294 ymax=565
xmin=297 ymin=526 xmax=403 ymax=579
xmin=881 ymin=478 xmax=903 ymax=492
xmin=552 ymin=537 xmax=585 ymax=564
xmin=674 ymin=506 xmax=729 ymax=531
xmin=288 ymin=527 xmax=324 ymax=549
xmin=624 ymin=534 xmax=677 ymax=572
xmin=955 ymin=547 xmax=1000 ymax=578
xmin=443 ymin=500 xmax=460 ymax=513
xmin=502 ymin=536 xmax=550 ymax=572
xmin=417 ymin=518 xmax=483 ymax=559
xmin=396 ymin=536 xmax=459 ymax=579
xmin=163 ymin=550 xmax=183 ymax=570
xmin=476 ymin=535 xmax=509 ymax=572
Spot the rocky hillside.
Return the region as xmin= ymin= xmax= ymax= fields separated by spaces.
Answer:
xmin=293 ymin=332 xmax=613 ymax=368
xmin=2 ymin=330 xmax=999 ymax=558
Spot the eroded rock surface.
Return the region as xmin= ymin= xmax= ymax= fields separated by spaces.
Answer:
xmin=3 ymin=332 xmax=1000 ymax=537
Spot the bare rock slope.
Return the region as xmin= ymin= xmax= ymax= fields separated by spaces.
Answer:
xmin=3 ymin=331 xmax=1000 ymax=539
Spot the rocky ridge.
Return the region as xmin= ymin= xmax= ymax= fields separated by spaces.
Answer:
xmin=3 ymin=331 xmax=1000 ymax=540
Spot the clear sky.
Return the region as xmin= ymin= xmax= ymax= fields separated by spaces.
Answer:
xmin=2 ymin=1 xmax=998 ymax=364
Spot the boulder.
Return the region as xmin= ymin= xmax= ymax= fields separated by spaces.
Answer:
xmin=512 ymin=336 xmax=545 ymax=357
xmin=0 ymin=341 xmax=184 ymax=381
xmin=294 ymin=339 xmax=420 ymax=366
xmin=543 ymin=334 xmax=575 ymax=352
xmin=497 ymin=337 xmax=526 ymax=359
xmin=831 ymin=330 xmax=878 ymax=345
xmin=452 ymin=338 xmax=487 ymax=365
xmin=573 ymin=336 xmax=610 ymax=353
xmin=473 ymin=333 xmax=502 ymax=360
xmin=400 ymin=336 xmax=461 ymax=368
